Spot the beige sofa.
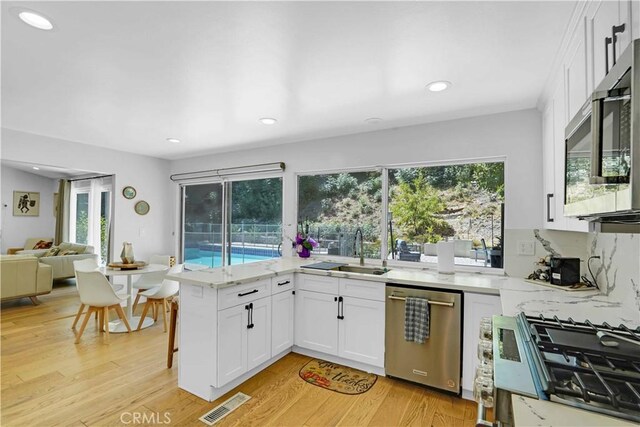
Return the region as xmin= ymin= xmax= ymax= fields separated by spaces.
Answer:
xmin=0 ymin=255 xmax=53 ymax=304
xmin=35 ymin=243 xmax=98 ymax=280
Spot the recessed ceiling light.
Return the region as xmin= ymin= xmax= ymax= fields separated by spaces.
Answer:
xmin=365 ymin=118 xmax=383 ymax=124
xmin=426 ymin=81 xmax=452 ymax=92
xmin=32 ymin=166 xmax=40 ymax=170
xmin=259 ymin=118 xmax=277 ymax=125
xmin=18 ymin=10 xmax=54 ymax=30
xmin=166 ymin=138 xmax=181 ymax=144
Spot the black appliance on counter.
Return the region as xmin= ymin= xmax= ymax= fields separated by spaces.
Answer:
xmin=486 ymin=313 xmax=640 ymax=425
xmin=550 ymin=256 xmax=580 ymax=286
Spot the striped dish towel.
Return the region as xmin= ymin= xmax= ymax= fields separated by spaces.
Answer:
xmin=404 ymin=297 xmax=430 ymax=344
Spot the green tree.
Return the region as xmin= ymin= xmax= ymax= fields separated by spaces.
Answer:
xmin=390 ymin=174 xmax=454 ymax=244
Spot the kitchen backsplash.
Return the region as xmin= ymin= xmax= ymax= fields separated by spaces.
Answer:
xmin=504 ymin=229 xmax=640 ymax=320
xmin=587 ymin=232 xmax=640 ymax=308
xmin=503 ymin=229 xmax=588 ymax=278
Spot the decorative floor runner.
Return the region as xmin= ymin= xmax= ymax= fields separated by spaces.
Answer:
xmin=299 ymin=359 xmax=377 ymax=395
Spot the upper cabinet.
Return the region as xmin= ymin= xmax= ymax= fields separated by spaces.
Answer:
xmin=565 ymin=20 xmax=588 ymax=122
xmin=540 ymin=0 xmax=635 ymax=232
xmin=587 ymin=0 xmax=633 ymax=92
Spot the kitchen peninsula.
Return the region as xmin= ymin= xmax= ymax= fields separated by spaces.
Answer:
xmin=169 ymin=256 xmax=639 ymax=426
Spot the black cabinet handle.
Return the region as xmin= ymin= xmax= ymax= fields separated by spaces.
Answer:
xmin=245 ymin=304 xmax=251 ymax=329
xmin=337 ymin=296 xmax=344 ymax=320
xmin=546 ymin=193 xmax=554 ymax=223
xmin=277 ymin=280 xmax=290 ymax=286
xmin=605 ymin=36 xmax=612 ymax=74
xmin=238 ymin=289 xmax=258 ymax=297
xmin=247 ymin=302 xmax=254 ymax=329
xmin=611 ymin=24 xmax=626 ymax=67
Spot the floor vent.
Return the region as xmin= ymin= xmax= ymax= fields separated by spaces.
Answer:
xmin=199 ymin=392 xmax=251 ymax=425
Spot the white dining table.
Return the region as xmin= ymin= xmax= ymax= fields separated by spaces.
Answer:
xmin=100 ymin=264 xmax=169 ymax=333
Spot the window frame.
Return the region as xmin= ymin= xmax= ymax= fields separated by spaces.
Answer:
xmin=295 ymin=156 xmax=506 ymax=274
xmin=179 ymin=172 xmax=285 ymax=267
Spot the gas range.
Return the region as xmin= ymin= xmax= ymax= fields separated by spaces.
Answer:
xmin=492 ymin=313 xmax=640 ymax=424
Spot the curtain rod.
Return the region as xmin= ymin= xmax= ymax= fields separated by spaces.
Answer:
xmin=170 ymin=162 xmax=285 ymax=183
xmin=67 ymin=174 xmax=113 ymax=182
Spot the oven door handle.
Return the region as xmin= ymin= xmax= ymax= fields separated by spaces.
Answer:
xmin=475 ymin=402 xmax=493 ymax=427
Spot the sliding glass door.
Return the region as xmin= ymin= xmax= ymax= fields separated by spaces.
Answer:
xmin=228 ymin=178 xmax=282 ymax=265
xmin=181 ymin=177 xmax=282 ymax=268
xmin=183 ymin=183 xmax=224 ymax=268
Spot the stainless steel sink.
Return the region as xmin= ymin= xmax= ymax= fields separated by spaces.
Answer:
xmin=332 ymin=265 xmax=389 ymax=275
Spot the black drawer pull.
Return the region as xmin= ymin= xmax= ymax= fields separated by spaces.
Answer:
xmin=238 ymin=289 xmax=259 ymax=297
xmin=277 ymin=280 xmax=291 ymax=286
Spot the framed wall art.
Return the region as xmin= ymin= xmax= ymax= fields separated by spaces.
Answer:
xmin=13 ymin=191 xmax=40 ymax=216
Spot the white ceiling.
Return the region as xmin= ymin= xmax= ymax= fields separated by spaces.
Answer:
xmin=1 ymin=159 xmax=99 ymax=179
xmin=1 ymin=1 xmax=576 ymax=160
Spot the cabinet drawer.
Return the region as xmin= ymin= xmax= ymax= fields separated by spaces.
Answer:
xmin=218 ymin=278 xmax=271 ymax=310
xmin=297 ymin=274 xmax=339 ymax=294
xmin=339 ymin=278 xmax=384 ymax=301
xmin=271 ymin=274 xmax=294 ymax=294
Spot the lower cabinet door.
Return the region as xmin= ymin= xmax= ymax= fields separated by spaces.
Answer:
xmin=217 ymin=304 xmax=248 ymax=387
xmin=247 ymin=297 xmax=272 ymax=371
xmin=271 ymin=290 xmax=294 ymax=355
xmin=295 ymin=290 xmax=339 ymax=355
xmin=338 ymin=296 xmax=385 ymax=367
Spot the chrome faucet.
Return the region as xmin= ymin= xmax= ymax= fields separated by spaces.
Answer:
xmin=354 ymin=228 xmax=365 ymax=266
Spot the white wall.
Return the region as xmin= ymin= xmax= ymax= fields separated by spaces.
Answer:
xmin=171 ymin=108 xmax=543 ymax=253
xmin=1 ymin=128 xmax=174 ymax=262
xmin=0 ymin=166 xmax=58 ymax=252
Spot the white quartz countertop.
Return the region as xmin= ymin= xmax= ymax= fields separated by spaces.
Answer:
xmin=167 ymin=256 xmax=529 ymax=295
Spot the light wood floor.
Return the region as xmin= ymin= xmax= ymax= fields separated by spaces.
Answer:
xmin=1 ymin=283 xmax=481 ymax=427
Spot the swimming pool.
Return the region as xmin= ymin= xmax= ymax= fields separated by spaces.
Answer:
xmin=185 ymin=249 xmax=277 ymax=268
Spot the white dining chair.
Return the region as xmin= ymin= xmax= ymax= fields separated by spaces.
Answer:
xmin=132 ymin=255 xmax=171 ymax=313
xmin=73 ymin=260 xmax=131 ymax=344
xmin=136 ymin=265 xmax=182 ymax=332
xmin=71 ymin=258 xmax=100 ymax=330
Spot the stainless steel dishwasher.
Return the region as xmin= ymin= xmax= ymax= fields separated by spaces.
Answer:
xmin=385 ymin=284 xmax=462 ymax=394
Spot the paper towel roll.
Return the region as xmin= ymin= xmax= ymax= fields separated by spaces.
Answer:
xmin=437 ymin=241 xmax=455 ymax=274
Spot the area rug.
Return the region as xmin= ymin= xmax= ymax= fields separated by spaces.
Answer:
xmin=299 ymin=359 xmax=377 ymax=395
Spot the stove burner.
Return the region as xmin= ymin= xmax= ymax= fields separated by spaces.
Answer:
xmin=518 ymin=313 xmax=640 ymax=422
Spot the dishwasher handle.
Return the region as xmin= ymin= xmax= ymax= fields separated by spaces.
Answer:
xmin=388 ymin=295 xmax=454 ymax=307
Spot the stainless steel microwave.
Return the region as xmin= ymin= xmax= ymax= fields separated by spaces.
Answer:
xmin=564 ymin=38 xmax=639 ymax=222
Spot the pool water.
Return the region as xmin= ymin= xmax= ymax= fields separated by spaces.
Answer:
xmin=185 ymin=251 xmax=276 ymax=268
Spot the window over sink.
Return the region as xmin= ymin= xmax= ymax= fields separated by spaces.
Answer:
xmin=296 ymin=160 xmax=504 ymax=269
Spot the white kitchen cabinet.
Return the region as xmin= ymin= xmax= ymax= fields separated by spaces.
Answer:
xmin=295 ymin=289 xmax=339 ymax=355
xmin=542 ymin=100 xmax=556 ymax=228
xmin=338 ymin=296 xmax=385 ymax=367
xmin=462 ymin=292 xmax=502 ymax=397
xmin=587 ymin=0 xmax=622 ymax=91
xmin=540 ymin=63 xmax=588 ymax=232
xmin=217 ymin=295 xmax=271 ymax=387
xmin=564 ymin=22 xmax=588 ymax=123
xmin=271 ymin=288 xmax=294 ymax=355
xmin=217 ymin=303 xmax=248 ymax=386
xmin=247 ymin=297 xmax=272 ymax=371
xmin=295 ymin=276 xmax=385 ymax=368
